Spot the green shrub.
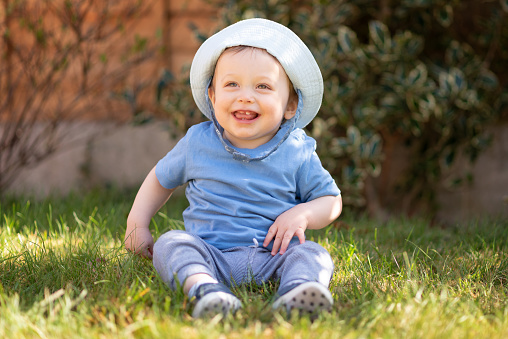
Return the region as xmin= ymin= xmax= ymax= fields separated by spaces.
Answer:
xmin=159 ymin=0 xmax=508 ymax=217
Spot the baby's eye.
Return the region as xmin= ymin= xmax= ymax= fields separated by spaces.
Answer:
xmin=257 ymin=84 xmax=270 ymax=90
xmin=225 ymin=82 xmax=238 ymax=87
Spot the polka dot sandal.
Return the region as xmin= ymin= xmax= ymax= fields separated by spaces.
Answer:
xmin=191 ymin=283 xmax=242 ymax=318
xmin=272 ymin=282 xmax=333 ymax=316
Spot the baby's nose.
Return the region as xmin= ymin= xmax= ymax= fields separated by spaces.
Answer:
xmin=237 ymin=89 xmax=254 ymax=103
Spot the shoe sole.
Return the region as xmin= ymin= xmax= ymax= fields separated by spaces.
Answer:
xmin=192 ymin=291 xmax=242 ymax=318
xmin=272 ymin=282 xmax=333 ymax=315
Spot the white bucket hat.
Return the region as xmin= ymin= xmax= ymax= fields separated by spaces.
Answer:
xmin=190 ymin=18 xmax=323 ymax=129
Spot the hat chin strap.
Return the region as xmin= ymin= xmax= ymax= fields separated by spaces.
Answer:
xmin=206 ymin=88 xmax=303 ymax=162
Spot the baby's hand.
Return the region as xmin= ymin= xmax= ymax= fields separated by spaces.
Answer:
xmin=124 ymin=226 xmax=154 ymax=259
xmin=263 ymin=204 xmax=309 ymax=255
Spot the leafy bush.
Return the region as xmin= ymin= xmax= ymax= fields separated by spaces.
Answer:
xmin=159 ymin=0 xmax=508 ymax=217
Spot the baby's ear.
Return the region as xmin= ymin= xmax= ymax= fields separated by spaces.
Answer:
xmin=284 ymin=94 xmax=298 ymax=120
xmin=208 ymin=86 xmax=215 ymax=104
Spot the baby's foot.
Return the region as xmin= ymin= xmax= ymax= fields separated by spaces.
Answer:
xmin=272 ymin=282 xmax=333 ymax=316
xmin=191 ymin=283 xmax=242 ymax=318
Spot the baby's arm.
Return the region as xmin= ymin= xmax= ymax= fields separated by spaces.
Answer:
xmin=263 ymin=195 xmax=342 ymax=256
xmin=125 ymin=166 xmax=175 ymax=259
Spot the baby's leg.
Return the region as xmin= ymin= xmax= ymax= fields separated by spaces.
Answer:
xmin=152 ymin=230 xmax=241 ymax=317
xmin=153 ymin=230 xmax=221 ymax=290
xmin=274 ymin=241 xmax=334 ymax=295
xmin=267 ymin=241 xmax=334 ymax=315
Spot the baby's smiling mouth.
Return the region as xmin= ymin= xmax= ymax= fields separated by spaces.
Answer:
xmin=233 ymin=111 xmax=259 ymax=120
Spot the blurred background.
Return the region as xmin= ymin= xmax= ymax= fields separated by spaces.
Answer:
xmin=1 ymin=0 xmax=507 ymax=224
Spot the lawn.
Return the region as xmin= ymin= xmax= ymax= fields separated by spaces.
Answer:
xmin=1 ymin=189 xmax=507 ymax=338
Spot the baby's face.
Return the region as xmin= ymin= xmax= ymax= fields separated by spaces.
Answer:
xmin=208 ymin=47 xmax=297 ymax=149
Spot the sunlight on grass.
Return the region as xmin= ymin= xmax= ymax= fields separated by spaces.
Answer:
xmin=1 ymin=192 xmax=507 ymax=338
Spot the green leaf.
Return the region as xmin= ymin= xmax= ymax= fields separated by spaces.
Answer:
xmin=344 ymin=166 xmax=356 ymax=181
xmin=434 ymin=5 xmax=453 ymax=27
xmin=368 ymin=21 xmax=391 ymax=52
xmin=347 ymin=126 xmax=361 ymax=147
xmin=410 ymin=119 xmax=422 ymax=137
xmin=132 ymin=35 xmax=148 ymax=53
xmin=418 ymin=93 xmax=437 ymax=120
xmin=419 ymin=93 xmax=436 ymax=109
xmin=337 ymin=84 xmax=354 ymax=98
xmin=333 ymin=102 xmax=347 ymax=119
xmin=406 ymin=93 xmax=420 ymax=112
xmin=337 ymin=25 xmax=358 ymax=53
xmin=439 ymin=68 xmax=465 ymax=96
xmin=455 ymin=89 xmax=478 ymax=110
xmin=368 ymin=135 xmax=382 ymax=157
xmin=343 ymin=64 xmax=356 ymax=78
xmin=445 ymin=41 xmax=477 ymax=69
xmin=337 ymin=138 xmax=350 ymax=149
xmin=380 ymin=94 xmax=400 ymax=111
xmin=394 ymin=64 xmax=409 ymax=85
xmin=407 ymin=63 xmax=428 ymax=87
xmin=330 ymin=138 xmax=346 ymax=156
xmin=451 ymin=68 xmax=466 ymax=91
xmin=359 ymin=143 xmax=370 ymax=159
xmin=398 ymin=32 xmax=424 ymax=57
xmin=337 ymin=4 xmax=355 ymax=21
xmin=317 ymin=30 xmax=335 ymax=58
xmin=477 ymin=69 xmax=499 ymax=89
xmin=99 ymin=53 xmax=108 ymax=64
xmin=367 ymin=161 xmax=382 ymax=177
xmin=445 ymin=41 xmax=463 ymax=66
xmin=353 ymin=48 xmax=368 ymax=63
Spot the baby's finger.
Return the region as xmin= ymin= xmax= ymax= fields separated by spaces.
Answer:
xmin=271 ymin=235 xmax=283 ymax=256
xmin=279 ymin=235 xmax=292 ymax=255
xmin=145 ymin=246 xmax=154 ymax=260
xmin=263 ymin=226 xmax=277 ymax=247
xmin=295 ymin=228 xmax=306 ymax=244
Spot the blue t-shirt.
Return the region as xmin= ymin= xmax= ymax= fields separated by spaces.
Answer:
xmin=155 ymin=121 xmax=340 ymax=250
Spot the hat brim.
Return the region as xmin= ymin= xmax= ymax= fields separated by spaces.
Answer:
xmin=190 ymin=18 xmax=323 ymax=129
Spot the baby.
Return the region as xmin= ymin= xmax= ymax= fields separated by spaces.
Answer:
xmin=125 ymin=18 xmax=342 ymax=318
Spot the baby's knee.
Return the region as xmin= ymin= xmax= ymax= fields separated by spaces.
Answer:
xmin=155 ymin=229 xmax=192 ymax=242
xmin=292 ymin=241 xmax=334 ymax=268
xmin=153 ymin=230 xmax=207 ymax=289
xmin=153 ymin=230 xmax=197 ymax=269
xmin=295 ymin=240 xmax=330 ymax=254
xmin=154 ymin=230 xmax=194 ymax=252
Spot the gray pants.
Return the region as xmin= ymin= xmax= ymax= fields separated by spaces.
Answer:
xmin=153 ymin=230 xmax=334 ymax=296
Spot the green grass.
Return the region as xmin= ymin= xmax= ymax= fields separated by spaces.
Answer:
xmin=1 ymin=189 xmax=507 ymax=338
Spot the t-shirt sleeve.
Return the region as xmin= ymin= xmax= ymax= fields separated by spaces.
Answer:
xmin=155 ymin=131 xmax=189 ymax=189
xmin=296 ymin=142 xmax=341 ymax=203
